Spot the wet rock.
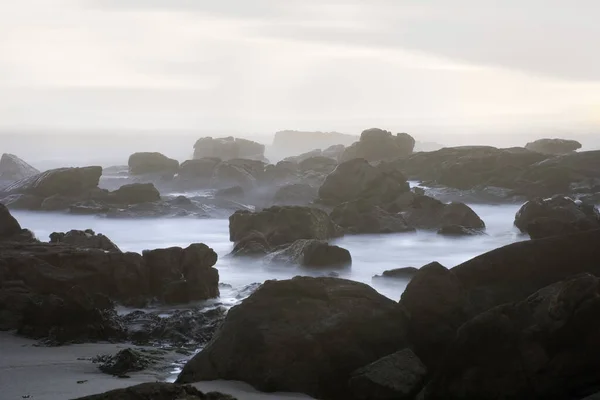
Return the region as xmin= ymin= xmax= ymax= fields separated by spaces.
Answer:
xmin=229 ymin=206 xmax=343 ymax=247
xmin=514 ymin=195 xmax=600 ymax=239
xmin=340 ymin=128 xmax=415 ymax=163
xmin=269 ymin=239 xmax=351 ymax=268
xmin=525 ymin=138 xmax=582 ymax=154
xmin=194 ymin=136 xmax=265 ymax=161
xmin=109 ymin=183 xmax=161 ymax=204
xmin=49 ymin=229 xmax=121 ymax=252
xmin=272 ymin=183 xmax=318 ymax=206
xmin=73 ymin=382 xmax=237 ymax=400
xmin=349 ymin=349 xmax=428 ymax=400
xmin=128 ymin=152 xmax=179 ymax=176
xmin=94 ymin=348 xmax=157 ymax=376
xmin=0 ymin=153 xmax=39 ymax=182
xmin=331 ymin=200 xmax=415 ymax=234
xmin=177 ymin=276 xmax=407 ymax=400
xmin=230 ymin=230 xmax=271 ymax=257
xmin=402 ymin=196 xmax=485 ymax=232
xmin=374 ymin=267 xmax=419 ymax=279
xmin=437 ymin=225 xmax=484 ymax=236
xmin=2 ymin=166 xmax=103 ymax=198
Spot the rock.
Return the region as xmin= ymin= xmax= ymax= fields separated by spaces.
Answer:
xmin=179 ymin=158 xmax=221 ymax=179
xmin=525 ymin=138 xmax=582 ymax=154
xmin=128 ymin=152 xmax=179 ymax=176
xmin=322 ymin=144 xmax=346 ymax=160
xmin=349 ymin=349 xmax=428 ymax=400
xmin=109 ymin=183 xmax=161 ymax=204
xmin=49 ymin=229 xmax=121 ymax=252
xmin=261 ymin=161 xmax=300 ymax=184
xmin=298 ymin=156 xmax=338 ymax=174
xmin=272 ymin=183 xmax=318 ymax=206
xmin=272 ymin=130 xmax=356 ymax=159
xmin=0 ymin=203 xmax=24 ymax=239
xmin=0 ymin=193 xmax=43 ymax=210
xmin=402 ymin=196 xmax=485 ymax=232
xmin=194 ymin=136 xmax=265 ymax=161
xmin=340 ymin=128 xmax=415 ymax=163
xmin=0 ymin=153 xmax=39 ymax=182
xmin=318 ymin=158 xmax=410 ymax=206
xmin=229 ymin=206 xmax=343 ymax=247
xmin=331 ymin=200 xmax=415 ymax=234
xmin=211 ymin=161 xmax=257 ymax=189
xmin=269 ymin=239 xmax=352 ymax=268
xmin=40 ymin=194 xmax=73 ymax=211
xmin=230 ymin=230 xmax=272 ymax=257
xmin=73 ymin=382 xmax=237 ymax=400
xmin=514 ymin=196 xmax=600 ymax=239
xmin=94 ymin=348 xmax=156 ymax=376
xmin=2 ymin=166 xmax=102 ymax=198
xmin=215 ymin=186 xmax=244 ymax=198
xmin=177 ymin=276 xmax=407 ymax=400
xmin=437 ymin=225 xmax=484 ymax=236
xmin=374 ymin=267 xmax=419 ymax=279
xmin=422 ymin=274 xmax=600 ymax=400
xmin=399 ymin=262 xmax=469 ymax=370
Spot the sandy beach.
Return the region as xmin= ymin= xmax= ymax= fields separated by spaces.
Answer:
xmin=0 ymin=332 xmax=314 ymax=400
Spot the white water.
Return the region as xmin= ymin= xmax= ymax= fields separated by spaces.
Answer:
xmin=12 ymin=203 xmax=524 ymax=301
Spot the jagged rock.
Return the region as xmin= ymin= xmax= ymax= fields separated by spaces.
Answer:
xmin=49 ymin=229 xmax=121 ymax=252
xmin=128 ymin=152 xmax=179 ymax=176
xmin=318 ymin=158 xmax=410 ymax=206
xmin=525 ymin=138 xmax=582 ymax=154
xmin=331 ymin=200 xmax=415 ymax=234
xmin=2 ymin=166 xmax=102 ymax=198
xmin=269 ymin=239 xmax=352 ymax=268
xmin=94 ymin=348 xmax=156 ymax=376
xmin=177 ymin=277 xmax=407 ymax=400
xmin=73 ymin=382 xmax=237 ymax=400
xmin=374 ymin=267 xmax=419 ymax=279
xmin=349 ymin=349 xmax=428 ymax=400
xmin=194 ymin=136 xmax=265 ymax=161
xmin=514 ymin=196 xmax=600 ymax=239
xmin=340 ymin=128 xmax=415 ymax=163
xmin=109 ymin=183 xmax=161 ymax=204
xmin=229 ymin=206 xmax=343 ymax=247
xmin=272 ymin=183 xmax=318 ymax=206
xmin=0 ymin=153 xmax=39 ymax=182
xmin=402 ymin=196 xmax=485 ymax=232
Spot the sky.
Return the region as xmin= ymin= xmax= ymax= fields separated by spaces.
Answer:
xmin=0 ymin=0 xmax=599 ymax=136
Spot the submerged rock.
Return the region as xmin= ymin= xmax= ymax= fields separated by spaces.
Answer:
xmin=177 ymin=277 xmax=406 ymax=400
xmin=525 ymin=138 xmax=582 ymax=154
xmin=49 ymin=229 xmax=121 ymax=252
xmin=73 ymin=382 xmax=237 ymax=400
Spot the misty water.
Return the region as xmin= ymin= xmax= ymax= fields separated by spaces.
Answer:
xmin=12 ymin=203 xmax=524 ymax=302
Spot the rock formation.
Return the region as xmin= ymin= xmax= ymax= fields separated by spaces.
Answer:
xmin=525 ymin=138 xmax=582 ymax=154
xmin=128 ymin=152 xmax=179 ymax=176
xmin=194 ymin=136 xmax=265 ymax=161
xmin=0 ymin=153 xmax=39 ymax=182
xmin=340 ymin=128 xmax=415 ymax=163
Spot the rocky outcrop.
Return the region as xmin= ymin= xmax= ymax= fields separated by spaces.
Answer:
xmin=331 ymin=200 xmax=415 ymax=234
xmin=422 ymin=274 xmax=600 ymax=400
xmin=349 ymin=349 xmax=428 ymax=400
xmin=340 ymin=128 xmax=415 ymax=163
xmin=49 ymin=229 xmax=121 ymax=252
xmin=229 ymin=206 xmax=343 ymax=247
xmin=318 ymin=158 xmax=410 ymax=206
xmin=514 ymin=196 xmax=600 ymax=239
xmin=269 ymin=239 xmax=352 ymax=268
xmin=74 ymin=382 xmax=236 ymax=400
xmin=401 ymin=196 xmax=485 ymax=232
xmin=0 ymin=153 xmax=39 ymax=182
xmin=525 ymin=138 xmax=582 ymax=154
xmin=177 ymin=277 xmax=406 ymax=400
xmin=128 ymin=152 xmax=179 ymax=176
xmin=272 ymin=183 xmax=318 ymax=206
xmin=2 ymin=166 xmax=102 ymax=198
xmin=194 ymin=136 xmax=265 ymax=161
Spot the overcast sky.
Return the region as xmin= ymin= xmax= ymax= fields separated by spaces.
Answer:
xmin=1 ymin=0 xmax=599 ymax=134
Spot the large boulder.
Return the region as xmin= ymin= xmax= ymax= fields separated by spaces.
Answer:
xmin=318 ymin=158 xmax=410 ymax=206
xmin=272 ymin=183 xmax=318 ymax=206
xmin=194 ymin=136 xmax=265 ymax=161
xmin=422 ymin=274 xmax=600 ymax=400
xmin=269 ymin=239 xmax=352 ymax=268
xmin=340 ymin=128 xmax=415 ymax=163
xmin=109 ymin=183 xmax=161 ymax=204
xmin=514 ymin=196 xmax=600 ymax=239
xmin=0 ymin=203 xmax=24 ymax=239
xmin=177 ymin=277 xmax=407 ymax=400
xmin=49 ymin=229 xmax=121 ymax=252
xmin=211 ymin=161 xmax=257 ymax=189
xmin=73 ymin=382 xmax=236 ymax=400
xmin=128 ymin=152 xmax=179 ymax=176
xmin=0 ymin=153 xmax=39 ymax=182
xmin=401 ymin=196 xmax=485 ymax=232
xmin=331 ymin=200 xmax=415 ymax=234
xmin=2 ymin=166 xmax=102 ymax=198
xmin=178 ymin=158 xmax=221 ymax=184
xmin=525 ymin=138 xmax=582 ymax=155
xmin=229 ymin=206 xmax=343 ymax=247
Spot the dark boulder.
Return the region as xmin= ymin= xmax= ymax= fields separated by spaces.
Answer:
xmin=177 ymin=277 xmax=407 ymax=400
xmin=514 ymin=196 xmax=600 ymax=239
xmin=73 ymin=382 xmax=236 ymax=400
xmin=194 ymin=136 xmax=265 ymax=161
xmin=272 ymin=183 xmax=318 ymax=206
xmin=229 ymin=230 xmax=271 ymax=257
xmin=128 ymin=152 xmax=179 ymax=176
xmin=0 ymin=203 xmax=24 ymax=239
xmin=331 ymin=200 xmax=415 ymax=234
xmin=229 ymin=206 xmax=343 ymax=247
xmin=0 ymin=153 xmax=39 ymax=182
xmin=109 ymin=183 xmax=161 ymax=204
xmin=2 ymin=166 xmax=102 ymax=198
xmin=437 ymin=225 xmax=484 ymax=236
xmin=49 ymin=229 xmax=121 ymax=252
xmin=269 ymin=239 xmax=352 ymax=268
xmin=525 ymin=138 xmax=582 ymax=154
xmin=374 ymin=267 xmax=419 ymax=279
xmin=340 ymin=128 xmax=415 ymax=163
xmin=423 ymin=274 xmax=600 ymax=400
xmin=349 ymin=349 xmax=428 ymax=400
xmin=402 ymin=196 xmax=485 ymax=232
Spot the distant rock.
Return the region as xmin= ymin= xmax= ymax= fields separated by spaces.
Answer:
xmin=0 ymin=153 xmax=39 ymax=182
xmin=128 ymin=152 xmax=179 ymax=176
xmin=2 ymin=166 xmax=102 ymax=198
xmin=73 ymin=382 xmax=236 ymax=400
xmin=194 ymin=136 xmax=265 ymax=161
xmin=525 ymin=138 xmax=582 ymax=154
xmin=340 ymin=128 xmax=415 ymax=163
xmin=49 ymin=229 xmax=121 ymax=252
xmin=177 ymin=276 xmax=406 ymax=400
xmin=331 ymin=200 xmax=415 ymax=234
xmin=514 ymin=195 xmax=600 ymax=239
xmin=272 ymin=130 xmax=357 ymax=159
xmin=269 ymin=239 xmax=352 ymax=268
